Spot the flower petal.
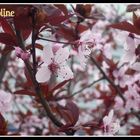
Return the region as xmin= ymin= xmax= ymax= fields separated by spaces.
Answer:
xmin=55 ymin=47 xmax=70 ymax=64
xmin=125 ymin=36 xmax=135 ymax=51
xmin=131 ymin=62 xmax=140 ymax=71
xmin=113 ymin=70 xmax=119 ymax=78
xmin=43 ymin=43 xmax=54 ymax=64
xmin=108 ymin=110 xmax=114 ymax=122
xmin=57 ymin=65 xmax=74 ymax=81
xmin=36 ymin=65 xmax=51 ymax=83
xmin=103 ymin=110 xmax=114 ymax=126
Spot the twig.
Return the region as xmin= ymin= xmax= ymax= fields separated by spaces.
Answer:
xmin=71 ymin=77 xmax=104 ymax=98
xmin=31 ymin=9 xmax=37 ymax=75
xmin=90 ymin=56 xmax=126 ymax=102
xmin=55 ymin=77 xmax=104 ymax=101
xmin=38 ymin=37 xmax=75 ymax=45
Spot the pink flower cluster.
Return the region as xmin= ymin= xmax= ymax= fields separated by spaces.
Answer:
xmin=103 ymin=110 xmax=120 ymax=135
xmin=15 ymin=47 xmax=30 ymax=61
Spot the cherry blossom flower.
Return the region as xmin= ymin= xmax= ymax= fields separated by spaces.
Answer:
xmin=77 ymin=44 xmax=91 ymax=69
xmin=113 ymin=65 xmax=130 ymax=88
xmin=121 ymin=35 xmax=136 ymax=64
xmin=36 ymin=42 xmax=74 ymax=83
xmin=15 ymin=47 xmax=30 ymax=61
xmin=131 ymin=62 xmax=140 ymax=71
xmin=94 ymin=42 xmax=112 ymax=59
xmin=75 ymin=29 xmax=101 ymax=69
xmin=75 ymin=30 xmax=93 ymax=69
xmin=124 ymin=85 xmax=140 ymax=112
xmin=120 ymin=34 xmax=140 ymax=65
xmin=0 ymin=90 xmax=13 ymax=113
xmin=114 ymin=96 xmax=124 ymax=110
xmin=103 ymin=110 xmax=120 ymax=135
xmin=52 ymin=43 xmax=63 ymax=54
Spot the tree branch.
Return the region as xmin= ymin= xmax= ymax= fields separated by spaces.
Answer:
xmin=15 ymin=22 xmax=75 ymax=135
xmin=38 ymin=37 xmax=75 ymax=45
xmin=90 ymin=56 xmax=126 ymax=102
xmin=55 ymin=77 xmax=104 ymax=101
xmin=15 ymin=29 xmax=63 ymax=127
xmin=31 ymin=9 xmax=37 ymax=75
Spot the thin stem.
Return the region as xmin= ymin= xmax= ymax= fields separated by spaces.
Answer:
xmin=31 ymin=9 xmax=37 ymax=75
xmin=71 ymin=77 xmax=104 ymax=97
xmin=38 ymin=37 xmax=75 ymax=45
xmin=55 ymin=77 xmax=104 ymax=101
xmin=90 ymin=56 xmax=126 ymax=102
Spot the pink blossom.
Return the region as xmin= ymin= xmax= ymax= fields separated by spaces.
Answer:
xmin=103 ymin=110 xmax=120 ymax=135
xmin=121 ymin=34 xmax=140 ymax=65
xmin=75 ymin=30 xmax=96 ymax=69
xmin=15 ymin=47 xmax=23 ymax=57
xmin=15 ymin=47 xmax=30 ymax=61
xmin=0 ymin=90 xmax=13 ymax=113
xmin=124 ymin=85 xmax=140 ymax=111
xmin=36 ymin=43 xmax=74 ymax=83
xmin=113 ymin=65 xmax=130 ymax=88
xmin=52 ymin=43 xmax=63 ymax=54
xmin=114 ymin=96 xmax=124 ymax=110
xmin=94 ymin=42 xmax=112 ymax=59
xmin=77 ymin=44 xmax=91 ymax=69
xmin=121 ymin=35 xmax=136 ymax=64
xmin=131 ymin=62 xmax=140 ymax=72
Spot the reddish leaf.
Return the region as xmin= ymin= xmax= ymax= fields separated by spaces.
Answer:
xmin=54 ymin=4 xmax=68 ymax=16
xmin=44 ymin=5 xmax=72 ymax=26
xmin=1 ymin=46 xmax=14 ymax=55
xmin=14 ymin=6 xmax=32 ymax=31
xmin=77 ymin=24 xmax=89 ymax=33
xmin=76 ymin=4 xmax=92 ymax=17
xmin=42 ymin=5 xmax=62 ymax=16
xmin=0 ymin=114 xmax=7 ymax=135
xmin=26 ymin=43 xmax=43 ymax=50
xmin=58 ymin=101 xmax=79 ymax=126
xmin=22 ymin=29 xmax=32 ymax=41
xmin=14 ymin=90 xmax=35 ymax=97
xmin=40 ymin=84 xmax=50 ymax=99
xmin=0 ymin=17 xmax=15 ymax=36
xmin=126 ymin=4 xmax=140 ymax=12
xmin=47 ymin=15 xmax=69 ymax=26
xmin=82 ymin=121 xmax=99 ymax=128
xmin=133 ymin=12 xmax=140 ymax=31
xmin=61 ymin=110 xmax=74 ymax=125
xmin=108 ymin=21 xmax=140 ymax=35
xmin=65 ymin=101 xmax=79 ymax=125
xmin=57 ymin=25 xmax=77 ymax=41
xmin=50 ymin=79 xmax=71 ymax=93
xmin=130 ymin=125 xmax=140 ymax=135
xmin=0 ymin=33 xmax=17 ymax=46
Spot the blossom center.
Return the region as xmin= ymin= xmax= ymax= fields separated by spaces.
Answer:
xmin=118 ymin=76 xmax=122 ymax=81
xmin=48 ymin=62 xmax=59 ymax=74
xmin=130 ymin=95 xmax=135 ymax=100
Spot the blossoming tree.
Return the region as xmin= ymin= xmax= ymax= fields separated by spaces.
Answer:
xmin=0 ymin=4 xmax=140 ymax=135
